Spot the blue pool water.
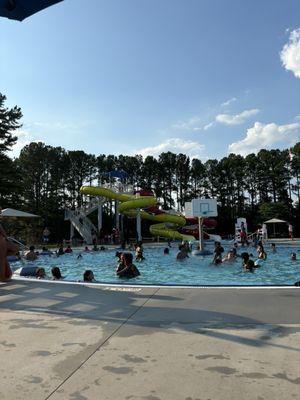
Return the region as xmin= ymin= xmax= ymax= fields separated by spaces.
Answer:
xmin=11 ymin=244 xmax=300 ymax=286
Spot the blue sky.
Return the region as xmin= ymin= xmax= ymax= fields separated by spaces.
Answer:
xmin=1 ymin=0 xmax=300 ymax=160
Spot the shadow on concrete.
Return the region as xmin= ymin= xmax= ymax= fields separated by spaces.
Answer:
xmin=1 ymin=280 xmax=300 ymax=353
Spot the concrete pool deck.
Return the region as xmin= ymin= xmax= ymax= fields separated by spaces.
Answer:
xmin=0 ymin=280 xmax=300 ymax=400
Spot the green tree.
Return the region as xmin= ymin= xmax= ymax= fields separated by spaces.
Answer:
xmin=65 ymin=151 xmax=97 ymax=208
xmin=256 ymin=149 xmax=290 ymax=203
xmin=0 ymin=93 xmax=22 ymax=154
xmin=190 ymin=158 xmax=206 ymax=198
xmin=117 ymin=154 xmax=143 ymax=187
xmin=17 ymin=142 xmax=50 ymax=212
xmin=258 ymin=202 xmax=290 ymax=222
xmin=175 ymin=153 xmax=190 ymax=210
xmin=244 ymin=153 xmax=259 ymax=210
xmin=140 ymin=155 xmax=160 ymax=193
xmin=290 ymin=142 xmax=300 ymax=204
xmin=0 ymin=154 xmax=22 ymax=207
xmin=0 ymin=93 xmax=23 ymax=206
xmin=158 ymin=152 xmax=177 ymax=209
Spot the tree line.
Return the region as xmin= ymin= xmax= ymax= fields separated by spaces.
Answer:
xmin=1 ymin=93 xmax=299 ymax=242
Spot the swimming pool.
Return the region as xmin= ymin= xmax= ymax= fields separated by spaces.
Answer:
xmin=11 ymin=244 xmax=300 ymax=286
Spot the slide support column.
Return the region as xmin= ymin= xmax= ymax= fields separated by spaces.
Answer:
xmin=136 ymin=209 xmax=142 ymax=242
xmin=198 ymin=217 xmax=203 ymax=251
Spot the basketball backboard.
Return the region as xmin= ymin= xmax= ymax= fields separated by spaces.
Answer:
xmin=191 ymin=198 xmax=218 ymax=217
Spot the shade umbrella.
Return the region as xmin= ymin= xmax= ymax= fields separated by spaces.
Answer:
xmin=106 ymin=170 xmax=129 ymax=179
xmin=264 ymin=218 xmax=287 ymax=237
xmin=1 ymin=208 xmax=39 ymax=217
xmin=0 ymin=0 xmax=63 ymax=21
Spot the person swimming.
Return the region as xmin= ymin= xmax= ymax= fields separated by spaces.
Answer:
xmin=83 ymin=270 xmax=95 ymax=282
xmin=116 ymin=252 xmax=140 ymax=279
xmin=241 ymin=252 xmax=255 ymax=272
xmin=270 ymin=243 xmax=276 ymax=253
xmin=51 ymin=266 xmax=63 ymax=280
xmin=176 ymin=244 xmax=189 ymax=260
xmin=36 ymin=267 xmax=46 ymax=279
xmin=40 ymin=247 xmax=52 ymax=256
xmin=135 ymin=242 xmax=145 ymax=261
xmin=57 ymin=245 xmax=64 ymax=256
xmin=64 ymin=245 xmax=73 ymax=254
xmin=25 ymin=246 xmax=38 ymax=261
xmin=244 ymin=259 xmax=255 ymax=272
xmin=212 ymin=242 xmax=224 ymax=264
xmin=222 ymin=250 xmax=236 ymax=263
xmin=163 ymin=247 xmax=169 ymax=255
xmin=257 ymin=244 xmax=267 ymax=260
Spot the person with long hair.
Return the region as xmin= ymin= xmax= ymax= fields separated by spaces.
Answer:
xmin=51 ymin=267 xmax=63 ymax=280
xmin=116 ymin=252 xmax=140 ymax=279
xmin=83 ymin=270 xmax=95 ymax=282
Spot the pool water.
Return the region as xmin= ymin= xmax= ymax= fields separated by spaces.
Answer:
xmin=12 ymin=244 xmax=300 ymax=286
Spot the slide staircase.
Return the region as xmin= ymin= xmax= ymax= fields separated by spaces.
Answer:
xmin=64 ymin=208 xmax=98 ymax=245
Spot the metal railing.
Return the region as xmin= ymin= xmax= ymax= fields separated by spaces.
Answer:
xmin=7 ymin=236 xmax=27 ymax=250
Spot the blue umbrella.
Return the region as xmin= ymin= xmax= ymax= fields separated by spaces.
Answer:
xmin=0 ymin=0 xmax=63 ymax=21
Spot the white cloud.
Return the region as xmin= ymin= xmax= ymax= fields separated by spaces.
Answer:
xmin=135 ymin=138 xmax=205 ymax=159
xmin=203 ymin=122 xmax=215 ymax=130
xmin=24 ymin=120 xmax=90 ymax=131
xmin=228 ymin=121 xmax=300 ymax=156
xmin=216 ymin=109 xmax=260 ymax=126
xmin=280 ymin=28 xmax=300 ymax=78
xmin=171 ymin=116 xmax=202 ymax=131
xmin=221 ymin=97 xmax=237 ymax=107
xmin=8 ymin=129 xmax=42 ymax=158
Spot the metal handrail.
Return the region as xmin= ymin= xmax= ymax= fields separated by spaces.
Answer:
xmin=7 ymin=236 xmax=27 ymax=249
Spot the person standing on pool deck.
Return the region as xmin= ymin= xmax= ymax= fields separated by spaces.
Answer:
xmin=288 ymin=223 xmax=294 ymax=240
xmin=0 ymin=211 xmax=19 ymax=281
xmin=42 ymin=227 xmax=50 ymax=243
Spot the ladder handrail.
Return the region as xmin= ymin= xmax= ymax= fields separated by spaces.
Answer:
xmin=7 ymin=236 xmax=27 ymax=249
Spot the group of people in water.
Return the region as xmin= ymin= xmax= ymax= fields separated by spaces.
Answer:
xmin=10 ymin=240 xmax=146 ymax=282
xmin=1 ymin=211 xmax=300 ymax=284
xmin=212 ymin=240 xmax=298 ymax=271
xmin=171 ymin=239 xmax=298 ymax=276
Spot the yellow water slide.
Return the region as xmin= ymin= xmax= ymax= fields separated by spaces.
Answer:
xmin=80 ymin=186 xmax=195 ymax=241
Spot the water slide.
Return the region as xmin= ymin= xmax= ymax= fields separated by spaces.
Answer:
xmin=80 ymin=186 xmax=196 ymax=241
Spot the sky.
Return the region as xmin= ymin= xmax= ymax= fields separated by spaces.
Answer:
xmin=1 ymin=0 xmax=300 ymax=161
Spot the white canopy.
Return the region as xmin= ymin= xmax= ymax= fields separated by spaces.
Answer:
xmin=264 ymin=218 xmax=286 ymax=224
xmin=1 ymin=208 xmax=39 ymax=218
